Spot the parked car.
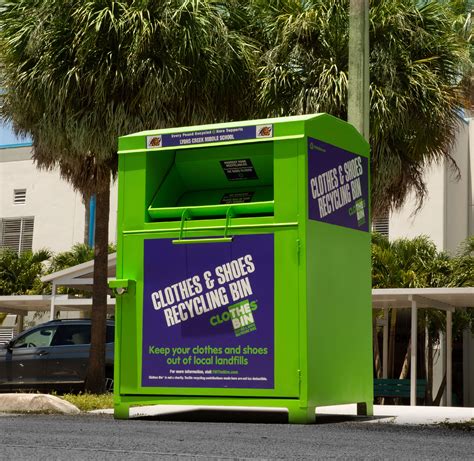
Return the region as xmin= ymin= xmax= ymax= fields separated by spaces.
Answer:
xmin=0 ymin=319 xmax=114 ymax=393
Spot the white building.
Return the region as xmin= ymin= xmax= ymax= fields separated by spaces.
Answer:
xmin=0 ymin=121 xmax=118 ymax=253
xmin=379 ymin=116 xmax=473 ymax=252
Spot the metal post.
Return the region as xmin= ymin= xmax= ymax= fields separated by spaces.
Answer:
xmin=446 ymin=310 xmax=452 ymax=406
xmin=348 ymin=0 xmax=370 ymax=141
xmin=382 ymin=308 xmax=389 ymax=378
xmin=50 ymin=282 xmax=57 ymax=320
xmin=440 ymin=330 xmax=447 ymax=406
xmin=410 ymin=299 xmax=417 ymax=406
xmin=17 ymin=315 xmax=24 ymax=333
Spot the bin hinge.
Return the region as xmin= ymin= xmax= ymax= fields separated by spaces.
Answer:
xmin=296 ymin=239 xmax=301 ymax=264
xmin=109 ymin=279 xmax=135 ymax=296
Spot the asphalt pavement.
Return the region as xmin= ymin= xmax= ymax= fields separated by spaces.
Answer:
xmin=0 ymin=411 xmax=472 ymax=460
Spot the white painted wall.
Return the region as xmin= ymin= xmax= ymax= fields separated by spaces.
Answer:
xmin=446 ymin=120 xmax=470 ymax=252
xmin=389 ymin=163 xmax=446 ymax=249
xmin=0 ymin=146 xmax=118 ymax=253
xmin=389 ymin=117 xmax=472 ymax=253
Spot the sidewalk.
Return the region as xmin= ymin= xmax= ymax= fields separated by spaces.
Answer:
xmin=317 ymin=403 xmax=474 ymax=425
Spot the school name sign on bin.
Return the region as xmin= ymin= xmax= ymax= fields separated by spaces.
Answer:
xmin=142 ymin=234 xmax=275 ymax=389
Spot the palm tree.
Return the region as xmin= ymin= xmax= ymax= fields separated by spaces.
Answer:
xmin=0 ymin=0 xmax=258 ymax=393
xmin=0 ymin=248 xmax=51 ymax=296
xmin=251 ymin=0 xmax=471 ymax=217
xmin=48 ymin=243 xmax=115 ymax=274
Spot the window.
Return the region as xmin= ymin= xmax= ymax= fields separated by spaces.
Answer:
xmin=372 ymin=213 xmax=389 ymax=238
xmin=52 ymin=324 xmax=91 ymax=346
xmin=0 ymin=216 xmax=34 ymax=253
xmin=13 ymin=189 xmax=26 ymax=205
xmin=12 ymin=326 xmax=57 ymax=349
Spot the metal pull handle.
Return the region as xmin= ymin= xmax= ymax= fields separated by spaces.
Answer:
xmin=36 ymin=351 xmax=49 ymax=356
xmin=172 ymin=207 xmax=235 ymax=244
xmin=172 ymin=237 xmax=233 ymax=245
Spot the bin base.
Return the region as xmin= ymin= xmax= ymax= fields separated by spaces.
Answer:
xmin=114 ymin=402 xmax=130 ymax=419
xmin=113 ymin=396 xmax=373 ymax=424
xmin=356 ymin=401 xmax=373 ymax=416
xmin=287 ymin=405 xmax=316 ymax=424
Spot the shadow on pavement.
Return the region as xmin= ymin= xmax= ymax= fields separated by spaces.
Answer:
xmin=134 ymin=408 xmax=386 ymax=424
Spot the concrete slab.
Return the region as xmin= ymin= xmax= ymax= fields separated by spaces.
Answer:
xmin=0 ymin=394 xmax=80 ymax=414
xmin=318 ymin=404 xmax=474 ymax=425
xmin=92 ymin=403 xmax=474 ymax=425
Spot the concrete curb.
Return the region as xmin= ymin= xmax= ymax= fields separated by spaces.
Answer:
xmin=0 ymin=393 xmax=80 ymax=414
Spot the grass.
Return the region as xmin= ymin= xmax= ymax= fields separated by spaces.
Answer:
xmin=437 ymin=419 xmax=474 ymax=431
xmin=60 ymin=392 xmax=114 ymax=412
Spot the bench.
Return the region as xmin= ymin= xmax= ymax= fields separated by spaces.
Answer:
xmin=374 ymin=378 xmax=427 ymax=399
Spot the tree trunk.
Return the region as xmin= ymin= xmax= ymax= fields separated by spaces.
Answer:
xmin=426 ymin=331 xmax=434 ymax=405
xmin=433 ymin=373 xmax=446 ymax=406
xmin=373 ymin=314 xmax=382 ymax=379
xmin=85 ymin=176 xmax=110 ymax=393
xmin=388 ymin=309 xmax=397 ymax=377
xmin=398 ymin=338 xmax=410 ymax=379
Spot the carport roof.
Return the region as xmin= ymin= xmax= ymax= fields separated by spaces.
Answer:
xmin=40 ymin=253 xmax=116 ymax=288
xmin=372 ymin=287 xmax=474 ymax=310
xmin=0 ymin=294 xmax=115 ymax=315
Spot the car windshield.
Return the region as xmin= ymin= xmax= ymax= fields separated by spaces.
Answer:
xmin=13 ymin=326 xmax=57 ymax=348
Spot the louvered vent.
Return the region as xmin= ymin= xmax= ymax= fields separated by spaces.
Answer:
xmin=0 ymin=216 xmax=34 ymax=253
xmin=372 ymin=213 xmax=389 ymax=237
xmin=13 ymin=189 xmax=26 ymax=205
xmin=0 ymin=327 xmax=16 ymax=345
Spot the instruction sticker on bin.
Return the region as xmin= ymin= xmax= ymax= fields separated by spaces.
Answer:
xmin=220 ymin=159 xmax=258 ymax=181
xmin=146 ymin=124 xmax=273 ymax=149
xmin=308 ymin=138 xmax=369 ymax=232
xmin=142 ymin=234 xmax=275 ymax=389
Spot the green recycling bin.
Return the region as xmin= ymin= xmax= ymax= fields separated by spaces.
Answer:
xmin=110 ymin=114 xmax=373 ymax=423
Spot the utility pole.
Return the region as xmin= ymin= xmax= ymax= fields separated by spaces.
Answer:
xmin=348 ymin=0 xmax=370 ymax=141
xmin=349 ymin=0 xmax=371 ymax=418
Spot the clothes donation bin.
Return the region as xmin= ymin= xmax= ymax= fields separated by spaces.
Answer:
xmin=109 ymin=114 xmax=373 ymax=423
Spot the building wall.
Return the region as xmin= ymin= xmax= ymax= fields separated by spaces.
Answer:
xmin=389 ymin=164 xmax=446 ymax=249
xmin=446 ymin=120 xmax=470 ymax=252
xmin=389 ymin=117 xmax=472 ymax=253
xmin=0 ymin=146 xmax=118 ymax=253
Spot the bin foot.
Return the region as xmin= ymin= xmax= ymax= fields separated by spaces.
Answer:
xmin=288 ymin=406 xmax=315 ymax=424
xmin=114 ymin=402 xmax=130 ymax=420
xmin=356 ymin=401 xmax=373 ymax=416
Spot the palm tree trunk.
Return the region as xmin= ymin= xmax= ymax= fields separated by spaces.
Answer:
xmin=85 ymin=176 xmax=110 ymax=393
